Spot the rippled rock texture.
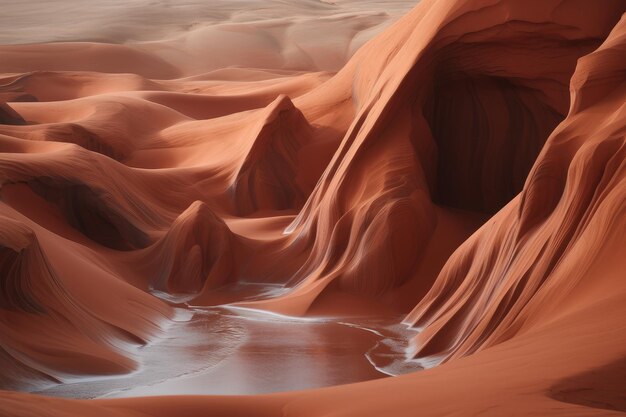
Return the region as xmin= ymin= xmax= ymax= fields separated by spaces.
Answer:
xmin=0 ymin=0 xmax=625 ymax=416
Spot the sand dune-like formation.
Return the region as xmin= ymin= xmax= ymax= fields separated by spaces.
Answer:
xmin=0 ymin=103 xmax=25 ymax=125
xmin=1 ymin=0 xmax=625 ymax=415
xmin=145 ymin=201 xmax=237 ymax=295
xmin=0 ymin=0 xmax=415 ymax=75
xmin=0 ymin=205 xmax=172 ymax=390
xmin=231 ymin=95 xmax=313 ymax=215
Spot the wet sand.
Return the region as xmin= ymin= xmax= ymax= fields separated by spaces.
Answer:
xmin=34 ymin=305 xmax=418 ymax=399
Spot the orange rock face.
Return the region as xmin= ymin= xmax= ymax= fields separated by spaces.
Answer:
xmin=0 ymin=0 xmax=625 ymax=416
xmin=406 ymin=11 xmax=626 ymax=366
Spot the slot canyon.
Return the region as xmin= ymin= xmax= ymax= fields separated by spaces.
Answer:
xmin=0 ymin=0 xmax=625 ymax=416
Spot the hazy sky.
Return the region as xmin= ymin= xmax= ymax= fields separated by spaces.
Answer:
xmin=0 ymin=0 xmax=417 ymax=45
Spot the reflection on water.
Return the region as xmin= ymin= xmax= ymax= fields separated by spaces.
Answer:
xmin=35 ymin=304 xmax=421 ymax=399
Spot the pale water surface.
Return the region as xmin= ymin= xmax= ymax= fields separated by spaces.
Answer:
xmin=35 ymin=303 xmax=420 ymax=399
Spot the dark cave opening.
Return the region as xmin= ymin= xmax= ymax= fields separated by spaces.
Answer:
xmin=423 ymin=72 xmax=564 ymax=214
